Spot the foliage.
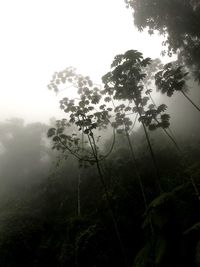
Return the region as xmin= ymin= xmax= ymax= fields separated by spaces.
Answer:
xmin=47 ymin=67 xmax=113 ymax=163
xmin=102 ymin=50 xmax=172 ymax=194
xmin=155 ymin=62 xmax=188 ymax=96
xmin=0 ymin=114 xmax=199 ymax=266
xmin=125 ymin=0 xmax=200 ymax=81
xmin=0 ymin=31 xmax=200 ymax=267
xmin=102 ymin=50 xmax=170 ymax=132
xmin=134 ymin=182 xmax=200 ymax=267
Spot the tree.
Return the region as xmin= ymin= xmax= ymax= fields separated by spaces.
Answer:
xmin=125 ymin=0 xmax=200 ymax=81
xmin=102 ymin=50 xmax=171 ymax=194
xmin=47 ymin=67 xmax=128 ymax=266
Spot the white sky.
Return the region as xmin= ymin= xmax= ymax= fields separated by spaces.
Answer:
xmin=0 ymin=0 xmax=170 ymax=124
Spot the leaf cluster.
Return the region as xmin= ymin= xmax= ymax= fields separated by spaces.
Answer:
xmin=125 ymin=0 xmax=200 ymax=81
xmin=155 ymin=62 xmax=189 ymax=96
xmin=102 ymin=50 xmax=170 ymax=132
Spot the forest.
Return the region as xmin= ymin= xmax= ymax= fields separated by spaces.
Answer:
xmin=0 ymin=0 xmax=200 ymax=266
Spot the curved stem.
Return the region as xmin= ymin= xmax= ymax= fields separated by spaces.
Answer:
xmin=148 ymin=92 xmax=181 ymax=152
xmin=154 ymin=117 xmax=182 ymax=153
xmin=77 ymin=172 xmax=81 ymax=216
xmin=98 ymin=127 xmax=116 ymax=160
xmin=181 ymin=89 xmax=200 ymax=112
xmin=148 ymin=92 xmax=200 ymax=199
xmin=57 ymin=136 xmax=83 ymax=161
xmin=162 ymin=127 xmax=181 ymax=152
xmin=87 ymin=133 xmax=129 ymax=267
xmin=148 ymin=92 xmax=156 ymax=107
xmin=142 ymin=120 xmax=162 ymax=194
xmin=134 ymin=102 xmax=162 ymax=194
xmin=190 ymin=175 xmax=200 ymax=200
xmin=125 ymin=130 xmax=148 ymax=210
xmin=77 ymin=130 xmax=84 ymax=216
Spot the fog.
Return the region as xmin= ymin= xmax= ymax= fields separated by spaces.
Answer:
xmin=0 ymin=1 xmax=200 ymax=266
xmin=0 ymin=0 xmax=170 ymax=123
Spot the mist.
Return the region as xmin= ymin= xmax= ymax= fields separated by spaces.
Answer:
xmin=0 ymin=0 xmax=200 ymax=266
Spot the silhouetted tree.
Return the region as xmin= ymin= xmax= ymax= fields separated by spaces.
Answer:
xmin=125 ymin=0 xmax=200 ymax=81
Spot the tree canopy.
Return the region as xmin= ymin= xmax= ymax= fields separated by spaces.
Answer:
xmin=125 ymin=0 xmax=200 ymax=81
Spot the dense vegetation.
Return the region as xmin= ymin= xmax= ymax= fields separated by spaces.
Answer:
xmin=0 ymin=1 xmax=200 ymax=266
xmin=125 ymin=0 xmax=200 ymax=81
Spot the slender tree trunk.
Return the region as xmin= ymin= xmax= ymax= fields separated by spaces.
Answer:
xmin=149 ymin=92 xmax=200 ymax=199
xmin=77 ymin=130 xmax=84 ymax=216
xmin=125 ymin=130 xmax=148 ymax=209
xmin=125 ymin=122 xmax=154 ymax=235
xmin=134 ymin=102 xmax=162 ymax=194
xmin=141 ymin=120 xmax=162 ymax=194
xmin=154 ymin=117 xmax=181 ymax=153
xmin=181 ymin=89 xmax=200 ymax=112
xmin=77 ymin=172 xmax=81 ymax=216
xmin=87 ymin=133 xmax=129 ymax=267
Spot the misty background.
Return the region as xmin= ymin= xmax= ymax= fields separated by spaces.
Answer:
xmin=0 ymin=0 xmax=200 ymax=266
xmin=0 ymin=0 xmax=171 ymax=123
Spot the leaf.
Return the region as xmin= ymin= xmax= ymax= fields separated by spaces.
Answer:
xmin=132 ymin=107 xmax=138 ymax=113
xmin=145 ymin=89 xmax=152 ymax=95
xmin=84 ymin=129 xmax=90 ymax=134
xmin=104 ymin=97 xmax=111 ymax=102
xmin=148 ymin=104 xmax=155 ymax=110
xmin=141 ymin=96 xmax=149 ymax=106
xmin=47 ymin=128 xmax=56 ymax=138
xmin=88 ymin=106 xmax=94 ymax=111
xmin=111 ymin=54 xmax=124 ymax=68
xmin=125 ymin=106 xmax=131 ymax=111
xmin=149 ymin=123 xmax=157 ymax=131
xmin=100 ymin=104 xmax=106 ymax=110
xmin=88 ymin=80 xmax=93 ymax=87
xmin=52 ymin=136 xmax=60 ymax=142
xmin=134 ymin=243 xmax=152 ymax=267
xmin=116 ymin=129 xmax=125 ymax=134
xmin=91 ymin=123 xmax=97 ymax=129
xmin=57 ymin=127 xmax=64 ymax=134
xmin=160 ymin=113 xmax=170 ymax=122
xmin=59 ymin=134 xmax=67 ymax=139
xmin=141 ymin=57 xmax=152 ymax=67
xmin=157 ymin=104 xmax=167 ymax=113
xmin=155 ymin=237 xmax=167 ymax=265
xmin=91 ymin=94 xmax=101 ymax=104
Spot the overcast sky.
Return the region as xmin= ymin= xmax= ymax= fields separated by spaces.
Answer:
xmin=0 ymin=0 xmax=170 ymax=123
